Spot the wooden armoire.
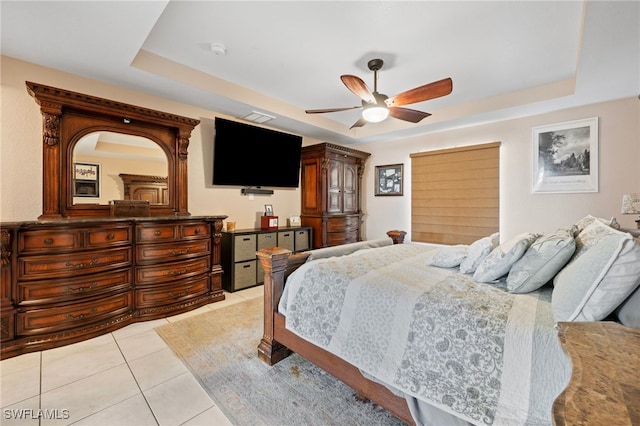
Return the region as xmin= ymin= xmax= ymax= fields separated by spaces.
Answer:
xmin=300 ymin=143 xmax=371 ymax=248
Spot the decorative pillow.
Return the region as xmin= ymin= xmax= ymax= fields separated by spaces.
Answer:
xmin=552 ymin=220 xmax=640 ymax=322
xmin=507 ymin=228 xmax=576 ymax=293
xmin=616 ymin=286 xmax=640 ymax=329
xmin=459 ymin=232 xmax=500 ymax=274
xmin=575 ymin=214 xmax=621 ymax=233
xmin=473 ymin=233 xmax=540 ymax=283
xmin=429 ymin=245 xmax=469 ymax=268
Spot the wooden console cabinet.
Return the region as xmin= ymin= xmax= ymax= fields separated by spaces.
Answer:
xmin=221 ymin=227 xmax=312 ymax=292
xmin=300 ymin=143 xmax=370 ymax=248
xmin=0 ymin=216 xmax=226 ymax=359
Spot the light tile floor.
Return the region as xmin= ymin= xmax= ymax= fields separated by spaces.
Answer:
xmin=0 ymin=286 xmax=264 ymax=426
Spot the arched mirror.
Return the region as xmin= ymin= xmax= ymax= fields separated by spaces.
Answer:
xmin=72 ymin=132 xmax=169 ymax=205
xmin=26 ymin=81 xmax=199 ymax=219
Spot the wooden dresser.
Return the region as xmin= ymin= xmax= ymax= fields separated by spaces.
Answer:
xmin=0 ymin=216 xmax=226 ymax=359
xmin=300 ymin=143 xmax=370 ymax=248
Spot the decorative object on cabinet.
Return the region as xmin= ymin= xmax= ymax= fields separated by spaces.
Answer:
xmin=300 ymin=142 xmax=371 ymax=248
xmin=621 ymin=193 xmax=640 ymax=229
xmin=26 ymin=81 xmax=199 ymax=219
xmin=532 ymin=117 xmax=598 ymax=194
xmin=221 ymin=227 xmax=311 ymax=292
xmin=261 ymin=216 xmax=279 ymax=230
xmin=288 ymin=216 xmax=301 ymax=227
xmin=0 ymin=216 xmax=227 ymax=360
xmin=73 ymin=162 xmax=100 ymax=197
xmin=109 ymin=200 xmax=150 ymax=217
xmin=374 ymin=163 xmax=403 ymax=196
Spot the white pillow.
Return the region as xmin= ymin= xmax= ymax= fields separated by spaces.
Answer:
xmin=552 ymin=220 xmax=640 ymax=322
xmin=473 ymin=233 xmax=540 ymax=283
xmin=575 ymin=214 xmax=621 ymax=233
xmin=429 ymin=245 xmax=469 ymax=268
xmin=616 ymin=286 xmax=640 ymax=329
xmin=459 ymin=233 xmax=499 ymax=274
xmin=507 ymin=228 xmax=576 ymax=293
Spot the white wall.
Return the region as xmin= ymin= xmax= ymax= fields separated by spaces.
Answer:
xmin=356 ymin=97 xmax=640 ymax=241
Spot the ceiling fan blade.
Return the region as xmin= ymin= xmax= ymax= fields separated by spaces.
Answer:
xmin=305 ymin=106 xmax=362 ymax=114
xmin=385 ymin=78 xmax=453 ymax=108
xmin=340 ymin=75 xmax=376 ymax=104
xmin=389 ymin=107 xmax=432 ymax=123
xmin=349 ymin=116 xmax=368 ymax=129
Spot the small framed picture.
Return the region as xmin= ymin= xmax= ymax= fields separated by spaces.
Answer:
xmin=375 ymin=164 xmax=403 ymax=196
xmin=288 ymin=215 xmax=301 ymax=227
xmin=73 ymin=162 xmax=100 ymax=198
xmin=264 ymin=204 xmax=274 ymax=215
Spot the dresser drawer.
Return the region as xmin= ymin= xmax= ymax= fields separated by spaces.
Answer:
xmin=181 ymin=222 xmax=210 ymax=239
xmin=19 ymin=229 xmax=81 ymax=253
xmin=18 ymin=247 xmax=132 ymax=280
xmin=326 ymin=230 xmax=358 ymax=247
xmin=136 ymin=224 xmax=178 ymax=242
xmin=86 ymin=226 xmax=132 ymax=248
xmin=16 ymin=292 xmax=133 ymax=336
xmin=234 ymin=234 xmax=256 ymax=262
xmin=17 ymin=269 xmax=132 ymax=305
xmin=135 ymin=256 xmax=210 ymax=285
xmin=257 ymin=232 xmax=277 ymax=250
xmin=135 ymin=276 xmax=209 ymax=308
xmin=136 ymin=239 xmax=211 ymax=263
xmin=277 ymin=231 xmax=295 ymax=252
xmin=234 ymin=260 xmax=257 ymax=290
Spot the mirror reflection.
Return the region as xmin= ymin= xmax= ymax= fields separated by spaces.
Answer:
xmin=72 ymin=131 xmax=169 ymax=205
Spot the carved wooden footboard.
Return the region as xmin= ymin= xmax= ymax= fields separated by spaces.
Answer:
xmin=256 ymin=230 xmax=413 ymax=424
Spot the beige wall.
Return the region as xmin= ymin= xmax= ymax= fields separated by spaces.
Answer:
xmin=0 ymin=56 xmax=319 ymax=227
xmin=357 ymin=97 xmax=640 ymax=241
xmin=2 ymin=56 xmax=639 ymax=241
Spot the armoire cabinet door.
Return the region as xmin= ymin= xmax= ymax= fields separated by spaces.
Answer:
xmin=327 ymin=159 xmax=343 ymax=213
xmin=342 ymin=162 xmax=359 ymax=214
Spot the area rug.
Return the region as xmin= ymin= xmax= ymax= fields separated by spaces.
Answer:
xmin=155 ymin=297 xmax=406 ymax=426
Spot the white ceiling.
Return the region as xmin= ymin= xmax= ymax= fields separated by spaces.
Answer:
xmin=1 ymin=1 xmax=638 ymax=146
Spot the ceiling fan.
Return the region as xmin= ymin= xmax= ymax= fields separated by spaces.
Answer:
xmin=306 ymin=58 xmax=453 ymax=129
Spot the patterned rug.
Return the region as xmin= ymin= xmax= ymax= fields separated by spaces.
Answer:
xmin=155 ymin=297 xmax=406 ymax=426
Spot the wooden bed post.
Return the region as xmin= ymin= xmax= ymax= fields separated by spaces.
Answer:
xmin=256 ymin=247 xmax=293 ymax=365
xmin=387 ymin=230 xmax=407 ymax=244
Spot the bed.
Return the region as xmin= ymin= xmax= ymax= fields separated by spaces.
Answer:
xmin=256 ymin=219 xmax=640 ymax=426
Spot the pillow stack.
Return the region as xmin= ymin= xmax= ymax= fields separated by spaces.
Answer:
xmin=552 ymin=219 xmax=640 ymax=322
xmin=473 ymin=233 xmax=540 ymax=282
xmin=459 ymin=232 xmax=500 ymax=274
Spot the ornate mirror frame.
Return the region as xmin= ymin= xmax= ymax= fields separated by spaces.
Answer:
xmin=26 ymin=81 xmax=200 ymax=219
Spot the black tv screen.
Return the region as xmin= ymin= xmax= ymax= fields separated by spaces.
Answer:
xmin=212 ymin=117 xmax=303 ymax=188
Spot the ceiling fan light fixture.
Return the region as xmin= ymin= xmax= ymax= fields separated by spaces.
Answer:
xmin=362 ymin=104 xmax=389 ymax=123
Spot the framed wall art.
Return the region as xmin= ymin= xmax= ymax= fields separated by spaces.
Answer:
xmin=532 ymin=117 xmax=598 ymax=193
xmin=73 ymin=162 xmax=100 ymax=197
xmin=375 ymin=163 xmax=403 ymax=196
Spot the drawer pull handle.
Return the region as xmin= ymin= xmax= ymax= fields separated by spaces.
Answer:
xmin=283 ymin=233 xmax=290 ymax=237
xmin=65 ymin=259 xmax=98 ymax=269
xmin=243 ymin=237 xmax=251 ymax=241
xmin=169 ymin=287 xmax=192 ymax=298
xmin=44 ymin=238 xmax=53 ymax=245
xmin=194 ymin=228 xmax=202 ymax=234
xmin=243 ymin=264 xmax=251 ymax=269
xmin=107 ymin=234 xmax=115 ymax=240
xmin=66 ymin=308 xmax=98 ymax=320
xmin=169 ymin=248 xmax=191 ymax=256
xmin=65 ymin=282 xmax=98 ymax=293
xmin=154 ymin=231 xmax=161 ymax=236
xmin=167 ymin=267 xmax=188 ymax=276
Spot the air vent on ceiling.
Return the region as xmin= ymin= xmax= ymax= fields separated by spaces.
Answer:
xmin=241 ymin=111 xmax=275 ymax=124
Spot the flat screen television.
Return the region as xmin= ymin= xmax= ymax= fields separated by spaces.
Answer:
xmin=212 ymin=117 xmax=303 ymax=188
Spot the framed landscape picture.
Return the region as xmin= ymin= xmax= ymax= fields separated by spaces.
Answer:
xmin=532 ymin=117 xmax=598 ymax=193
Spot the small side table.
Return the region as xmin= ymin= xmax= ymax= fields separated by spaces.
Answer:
xmin=552 ymin=322 xmax=640 ymax=425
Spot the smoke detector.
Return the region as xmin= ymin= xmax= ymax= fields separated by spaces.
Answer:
xmin=209 ymin=43 xmax=227 ymax=56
